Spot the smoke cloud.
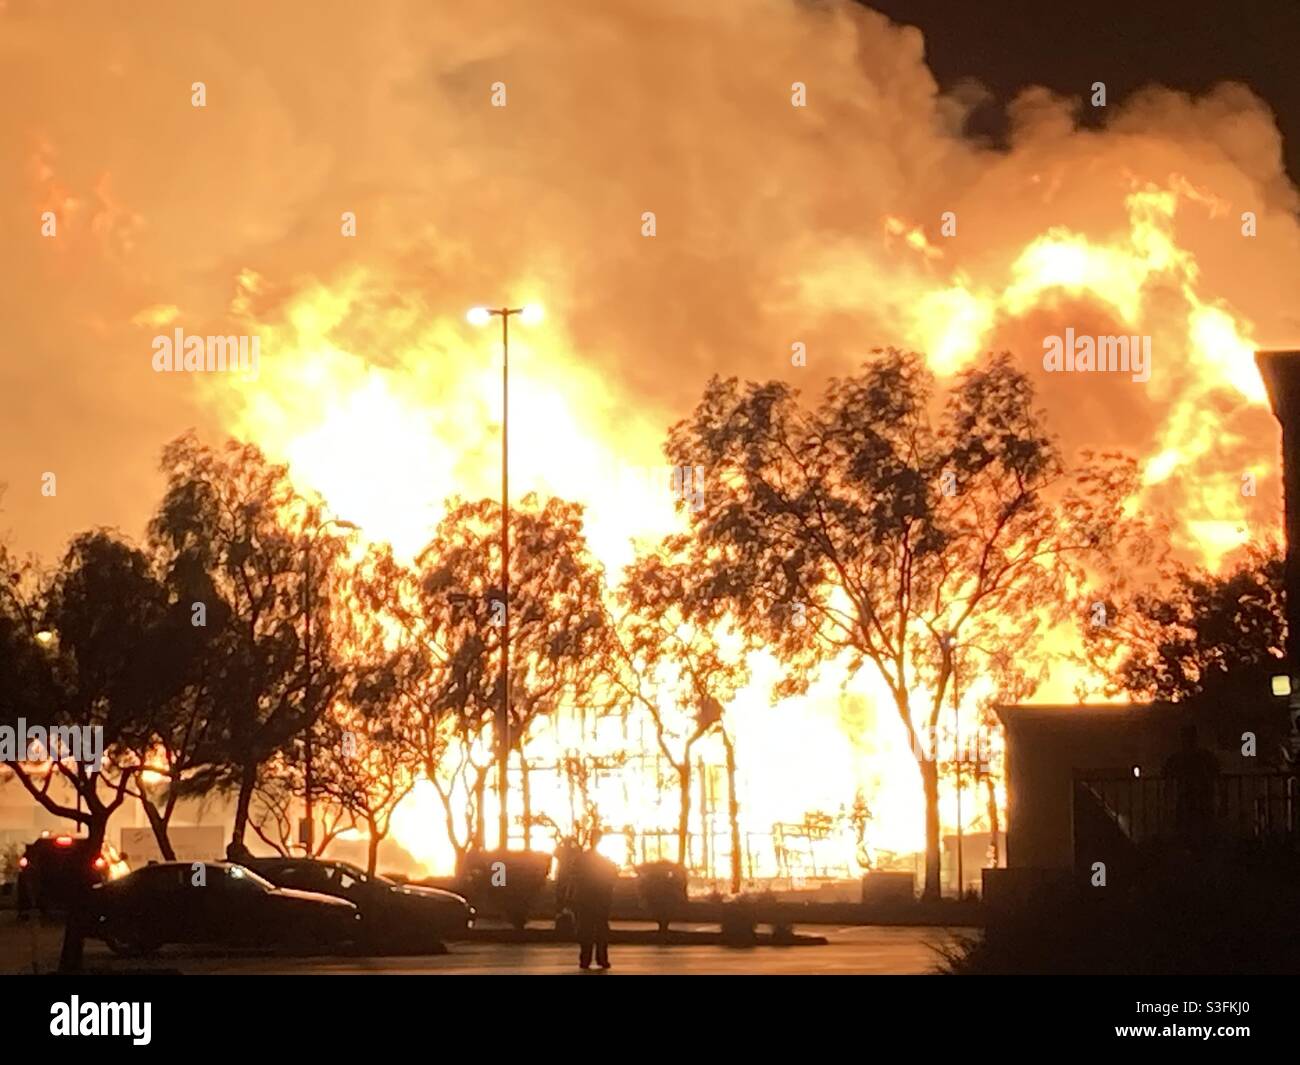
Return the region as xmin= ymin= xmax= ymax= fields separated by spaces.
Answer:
xmin=3 ymin=0 xmax=1298 ymax=570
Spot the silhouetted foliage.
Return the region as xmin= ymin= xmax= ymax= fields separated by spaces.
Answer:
xmin=665 ymin=349 xmax=1136 ymax=899
xmin=0 ymin=529 xmax=200 ymax=968
xmin=313 ymin=545 xmax=423 ymax=873
xmin=408 ymin=495 xmax=615 ymax=854
xmin=147 ymin=433 xmax=354 ymax=846
xmin=1082 ymin=543 xmax=1291 ymax=762
xmin=614 ymin=541 xmax=749 ymax=871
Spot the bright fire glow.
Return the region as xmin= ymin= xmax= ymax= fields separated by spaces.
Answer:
xmin=196 ymin=175 xmax=1272 ymax=881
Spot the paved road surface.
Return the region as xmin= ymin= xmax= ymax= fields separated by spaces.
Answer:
xmin=1 ymin=914 xmax=965 ymax=974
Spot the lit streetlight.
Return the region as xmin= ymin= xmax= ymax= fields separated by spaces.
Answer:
xmin=466 ymin=302 xmax=543 ymax=851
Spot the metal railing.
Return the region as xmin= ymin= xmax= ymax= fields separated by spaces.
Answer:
xmin=1076 ymin=771 xmax=1299 ymax=846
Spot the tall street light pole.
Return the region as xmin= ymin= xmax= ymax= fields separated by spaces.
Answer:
xmin=302 ymin=517 xmax=357 ymax=856
xmin=467 ymin=303 xmax=542 ymax=852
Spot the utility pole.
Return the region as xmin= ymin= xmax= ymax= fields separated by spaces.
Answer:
xmin=467 ymin=303 xmax=543 ymax=851
xmin=499 ymin=307 xmax=511 ymax=852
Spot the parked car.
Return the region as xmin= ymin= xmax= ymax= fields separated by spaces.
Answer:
xmin=91 ymin=861 xmax=361 ymax=956
xmin=456 ymin=849 xmax=552 ymax=930
xmin=16 ymin=834 xmax=118 ymax=916
xmin=248 ymin=858 xmax=473 ymax=950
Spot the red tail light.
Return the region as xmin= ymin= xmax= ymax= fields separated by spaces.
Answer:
xmin=93 ymin=857 xmax=107 ymax=871
xmin=54 ymin=835 xmax=73 ymax=847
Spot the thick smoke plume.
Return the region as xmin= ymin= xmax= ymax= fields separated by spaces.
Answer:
xmin=4 ymin=0 xmax=1298 ymax=566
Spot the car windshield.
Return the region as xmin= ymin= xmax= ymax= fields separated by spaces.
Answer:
xmin=335 ymin=862 xmax=393 ymax=886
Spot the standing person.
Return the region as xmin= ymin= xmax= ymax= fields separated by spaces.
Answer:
xmin=573 ymin=828 xmax=617 ymax=970
xmin=225 ymin=834 xmax=253 ymax=865
xmin=1162 ymin=723 xmax=1220 ymax=842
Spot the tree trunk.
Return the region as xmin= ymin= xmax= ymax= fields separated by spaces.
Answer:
xmin=141 ymin=796 xmax=176 ymax=861
xmin=520 ymin=748 xmax=532 ymax=850
xmin=58 ymin=811 xmax=107 ymax=973
xmin=366 ymin=818 xmax=381 ymax=876
xmin=920 ymin=756 xmax=941 ymax=901
xmin=473 ymin=773 xmax=487 ymax=850
xmin=433 ymin=776 xmax=470 ymax=869
xmin=676 ymin=765 xmax=692 ymax=869
xmin=231 ymin=760 xmax=257 ymax=845
xmin=723 ymin=733 xmax=742 ymax=894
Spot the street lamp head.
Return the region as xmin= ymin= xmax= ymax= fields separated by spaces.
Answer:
xmin=467 ymin=306 xmax=492 ymax=327
xmin=519 ymin=303 xmax=544 ymax=326
xmin=35 ymin=630 xmax=55 ymax=646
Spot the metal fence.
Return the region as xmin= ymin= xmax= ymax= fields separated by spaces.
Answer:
xmin=1076 ymin=771 xmax=1299 ymax=846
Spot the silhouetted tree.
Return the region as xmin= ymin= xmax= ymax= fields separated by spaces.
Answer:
xmin=246 ymin=752 xmax=352 ymax=857
xmin=148 ymin=434 xmax=354 ymax=848
xmin=122 ymin=606 xmax=225 ymax=861
xmin=665 ymin=350 xmax=1134 ymax=899
xmin=614 ymin=542 xmax=749 ymax=875
xmin=0 ymin=531 xmax=194 ymax=968
xmin=411 ymin=495 xmax=614 ymax=854
xmin=312 ymin=707 xmax=414 ymax=875
xmin=0 ymin=534 xmax=164 ymax=842
xmin=338 ymin=540 xmax=486 ymax=863
xmin=313 ymin=546 xmax=423 ymax=874
xmin=1081 ymin=542 xmax=1291 ymax=762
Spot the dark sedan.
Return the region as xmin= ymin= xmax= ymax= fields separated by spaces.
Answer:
xmin=91 ymin=861 xmax=361 ymax=956
xmin=248 ymin=858 xmax=473 ymax=951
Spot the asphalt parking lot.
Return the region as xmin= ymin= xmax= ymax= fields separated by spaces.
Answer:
xmin=0 ymin=913 xmax=963 ymax=975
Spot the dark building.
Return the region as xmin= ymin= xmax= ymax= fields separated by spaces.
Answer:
xmin=994 ymin=702 xmax=1288 ymax=875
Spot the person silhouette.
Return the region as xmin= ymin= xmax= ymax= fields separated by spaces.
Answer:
xmin=1162 ymin=723 xmax=1220 ymax=841
xmin=572 ymin=828 xmax=617 ymax=970
xmin=225 ymin=834 xmax=254 ymax=865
